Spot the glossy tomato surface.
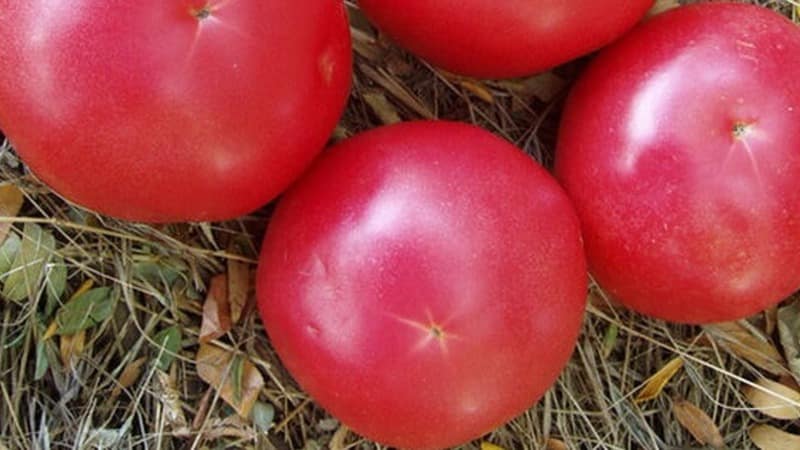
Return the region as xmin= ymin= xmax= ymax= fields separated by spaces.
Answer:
xmin=357 ymin=0 xmax=653 ymax=79
xmin=257 ymin=121 xmax=587 ymax=449
xmin=0 ymin=1 xmax=351 ymax=222
xmin=555 ymin=3 xmax=800 ymax=324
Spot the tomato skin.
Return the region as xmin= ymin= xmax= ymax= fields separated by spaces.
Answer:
xmin=0 ymin=1 xmax=351 ymax=222
xmin=555 ymin=3 xmax=800 ymax=324
xmin=357 ymin=0 xmax=654 ymax=79
xmin=257 ymin=121 xmax=587 ymax=449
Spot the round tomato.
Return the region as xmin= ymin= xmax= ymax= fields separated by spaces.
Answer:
xmin=0 ymin=1 xmax=351 ymax=222
xmin=257 ymin=121 xmax=587 ymax=449
xmin=357 ymin=0 xmax=654 ymax=79
xmin=555 ymin=3 xmax=800 ymax=324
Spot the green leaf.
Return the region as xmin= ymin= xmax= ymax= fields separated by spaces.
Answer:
xmin=133 ymin=259 xmax=185 ymax=288
xmin=0 ymin=232 xmax=21 ymax=276
xmin=34 ymin=339 xmax=49 ymax=380
xmin=251 ymin=402 xmax=275 ymax=432
xmin=44 ymin=256 xmax=67 ymax=318
xmin=232 ymin=354 xmax=245 ymax=403
xmin=55 ymin=287 xmax=114 ymax=335
xmin=152 ymin=326 xmax=181 ymax=371
xmin=2 ymin=224 xmax=55 ymax=302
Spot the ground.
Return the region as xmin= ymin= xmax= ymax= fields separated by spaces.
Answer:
xmin=1 ymin=1 xmax=800 ymax=449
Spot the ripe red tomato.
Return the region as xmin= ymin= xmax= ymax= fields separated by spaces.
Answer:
xmin=357 ymin=0 xmax=654 ymax=79
xmin=0 ymin=1 xmax=351 ymax=222
xmin=257 ymin=121 xmax=587 ymax=449
xmin=555 ymin=3 xmax=800 ymax=324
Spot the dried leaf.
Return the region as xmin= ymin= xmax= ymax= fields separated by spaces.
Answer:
xmin=459 ymin=80 xmax=495 ymax=104
xmin=635 ymin=357 xmax=684 ymax=403
xmin=672 ymin=399 xmax=725 ymax=448
xmin=362 ymin=90 xmax=402 ymax=125
xmin=227 ymin=257 xmax=250 ymax=325
xmin=329 ymin=425 xmax=350 ymax=450
xmin=744 ymin=378 xmax=800 ymax=420
xmin=704 ymin=321 xmax=788 ymax=376
xmin=111 ymin=357 xmax=148 ymax=399
xmin=501 ymin=72 xmax=567 ymax=103
xmin=152 ymin=326 xmax=182 ymax=371
xmin=0 ymin=183 xmax=24 ymax=244
xmin=195 ymin=343 xmax=264 ymax=418
xmin=777 ymin=301 xmax=800 ymax=381
xmin=750 ymin=424 xmax=800 ymax=450
xmin=3 ymin=223 xmax=55 ymax=302
xmin=155 ymin=368 xmax=188 ymax=428
xmin=59 ymin=329 xmax=86 ymax=370
xmin=481 ymin=443 xmax=507 ymax=450
xmin=545 ymin=438 xmax=568 ymax=450
xmin=55 ymin=287 xmax=114 ymax=335
xmin=646 ymin=0 xmax=681 ymax=17
xmin=199 ymin=274 xmax=231 ymax=343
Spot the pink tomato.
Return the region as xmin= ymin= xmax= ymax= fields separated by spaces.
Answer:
xmin=555 ymin=3 xmax=800 ymax=323
xmin=258 ymin=121 xmax=587 ymax=449
xmin=0 ymin=0 xmax=351 ymax=222
xmin=357 ymin=0 xmax=654 ymax=79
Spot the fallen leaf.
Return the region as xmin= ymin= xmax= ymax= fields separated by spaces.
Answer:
xmin=545 ymin=438 xmax=568 ymax=450
xmin=155 ymin=368 xmax=188 ymax=429
xmin=329 ymin=425 xmax=350 ymax=450
xmin=152 ymin=326 xmax=182 ymax=371
xmin=199 ymin=274 xmax=231 ymax=343
xmin=110 ymin=357 xmax=148 ymax=400
xmin=704 ymin=321 xmax=788 ymax=376
xmin=362 ymin=90 xmax=402 ymax=125
xmin=481 ymin=443 xmax=507 ymax=450
xmin=744 ymin=378 xmax=800 ymax=420
xmin=59 ymin=329 xmax=86 ymax=370
xmin=777 ymin=301 xmax=800 ymax=381
xmin=251 ymin=401 xmax=275 ymax=432
xmin=672 ymin=399 xmax=725 ymax=448
xmin=750 ymin=424 xmax=800 ymax=450
xmin=3 ymin=223 xmax=55 ymax=302
xmin=646 ymin=0 xmax=680 ymax=17
xmin=55 ymin=287 xmax=114 ymax=335
xmin=227 ymin=256 xmax=250 ymax=325
xmin=0 ymin=232 xmax=20 ymax=276
xmin=459 ymin=80 xmax=495 ymax=104
xmin=195 ymin=343 xmax=265 ymax=418
xmin=0 ymin=183 xmax=24 ymax=244
xmin=635 ymin=356 xmax=684 ymax=403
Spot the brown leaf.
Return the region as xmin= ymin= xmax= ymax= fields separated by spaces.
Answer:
xmin=777 ymin=301 xmax=800 ymax=381
xmin=199 ymin=274 xmax=230 ymax=344
xmin=195 ymin=343 xmax=264 ymax=418
xmin=329 ymin=425 xmax=351 ymax=450
xmin=744 ymin=378 xmax=800 ymax=420
xmin=155 ymin=368 xmax=188 ymax=429
xmin=59 ymin=330 xmax=86 ymax=370
xmin=501 ymin=72 xmax=568 ymax=103
xmin=646 ymin=0 xmax=680 ymax=18
xmin=110 ymin=356 xmax=148 ymax=400
xmin=750 ymin=424 xmax=800 ymax=450
xmin=362 ymin=90 xmax=402 ymax=125
xmin=545 ymin=438 xmax=569 ymax=450
xmin=227 ymin=257 xmax=250 ymax=325
xmin=459 ymin=80 xmax=495 ymax=104
xmin=174 ymin=416 xmax=252 ymax=440
xmin=703 ymin=321 xmax=788 ymax=376
xmin=635 ymin=356 xmax=684 ymax=403
xmin=672 ymin=399 xmax=725 ymax=448
xmin=0 ymin=184 xmax=23 ymax=244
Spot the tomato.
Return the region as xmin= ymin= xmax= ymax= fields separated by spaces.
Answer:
xmin=555 ymin=3 xmax=800 ymax=324
xmin=357 ymin=0 xmax=654 ymax=79
xmin=0 ymin=1 xmax=351 ymax=222
xmin=257 ymin=121 xmax=587 ymax=449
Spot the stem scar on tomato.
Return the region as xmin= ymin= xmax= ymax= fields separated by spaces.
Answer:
xmin=191 ymin=5 xmax=212 ymax=20
xmin=732 ymin=121 xmax=753 ymax=139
